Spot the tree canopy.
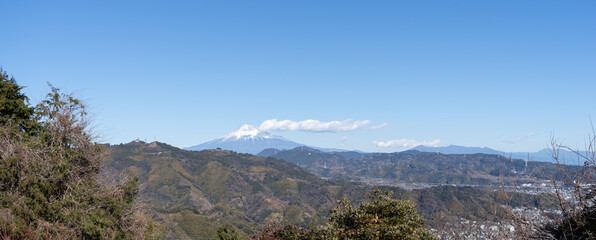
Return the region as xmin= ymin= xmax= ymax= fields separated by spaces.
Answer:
xmin=249 ymin=189 xmax=436 ymax=240
xmin=0 ymin=69 xmax=36 ymax=133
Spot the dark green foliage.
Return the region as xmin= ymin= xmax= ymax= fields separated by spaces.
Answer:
xmin=0 ymin=68 xmax=36 ymax=133
xmin=249 ymin=225 xmax=309 ymax=240
xmin=215 ymin=225 xmax=241 ymax=240
xmin=251 ymin=189 xmax=436 ymax=240
xmin=0 ymin=71 xmax=160 ymax=239
xmin=320 ymin=189 xmax=436 ymax=240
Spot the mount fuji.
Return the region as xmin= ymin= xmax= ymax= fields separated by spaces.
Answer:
xmin=184 ymin=125 xmax=303 ymax=154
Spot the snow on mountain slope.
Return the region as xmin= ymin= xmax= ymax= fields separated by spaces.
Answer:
xmin=184 ymin=125 xmax=303 ymax=154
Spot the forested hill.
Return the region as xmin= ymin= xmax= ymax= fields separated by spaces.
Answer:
xmin=102 ymin=142 xmax=557 ymax=239
xmin=101 ymin=141 xmax=368 ymax=239
xmin=258 ymin=147 xmax=581 ymax=185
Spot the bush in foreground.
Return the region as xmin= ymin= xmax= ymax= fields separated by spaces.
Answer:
xmin=0 ymin=69 xmax=161 ymax=239
xmin=245 ymin=189 xmax=436 ymax=240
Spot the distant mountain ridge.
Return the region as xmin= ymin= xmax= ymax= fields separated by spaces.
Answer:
xmin=258 ymin=146 xmax=582 ymax=186
xmin=185 ymin=125 xmax=582 ymax=164
xmin=260 ymin=144 xmax=583 ymax=165
xmin=412 ymin=145 xmax=501 ymax=155
xmin=411 ymin=145 xmax=583 ymax=164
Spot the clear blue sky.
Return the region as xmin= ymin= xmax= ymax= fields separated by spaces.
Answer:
xmin=2 ymin=1 xmax=594 ymax=152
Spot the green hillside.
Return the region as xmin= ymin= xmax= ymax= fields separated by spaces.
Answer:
xmin=102 ymin=142 xmax=558 ymax=239
xmin=260 ymin=147 xmax=581 ymax=185
xmin=102 ymin=141 xmax=368 ymax=239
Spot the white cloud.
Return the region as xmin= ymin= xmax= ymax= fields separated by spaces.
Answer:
xmin=373 ymin=139 xmax=441 ymax=148
xmin=258 ymin=119 xmax=372 ymax=132
xmin=504 ymin=132 xmax=537 ymax=144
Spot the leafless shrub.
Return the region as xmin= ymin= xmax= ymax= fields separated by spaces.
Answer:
xmin=510 ymin=124 xmax=596 ymax=240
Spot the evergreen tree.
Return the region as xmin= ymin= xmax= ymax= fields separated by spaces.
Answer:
xmin=0 ymin=68 xmax=36 ymax=133
xmin=251 ymin=189 xmax=436 ymax=240
xmin=215 ymin=225 xmax=241 ymax=240
xmin=321 ymin=189 xmax=436 ymax=240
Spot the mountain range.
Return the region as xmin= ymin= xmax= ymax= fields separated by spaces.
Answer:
xmin=185 ymin=125 xmax=583 ymax=164
xmin=257 ymin=146 xmax=580 ymax=186
xmin=412 ymin=145 xmax=583 ymax=164
xmin=103 ymin=141 xmax=556 ymax=239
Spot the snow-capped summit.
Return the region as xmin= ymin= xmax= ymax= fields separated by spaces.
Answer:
xmin=222 ymin=124 xmax=272 ymax=141
xmin=185 ymin=125 xmax=302 ymax=154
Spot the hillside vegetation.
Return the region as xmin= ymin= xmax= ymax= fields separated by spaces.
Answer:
xmin=102 ymin=142 xmax=369 ymax=239
xmin=0 ymin=70 xmax=160 ymax=239
xmin=104 ymin=142 xmax=558 ymax=239
xmin=259 ymin=147 xmax=581 ymax=185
